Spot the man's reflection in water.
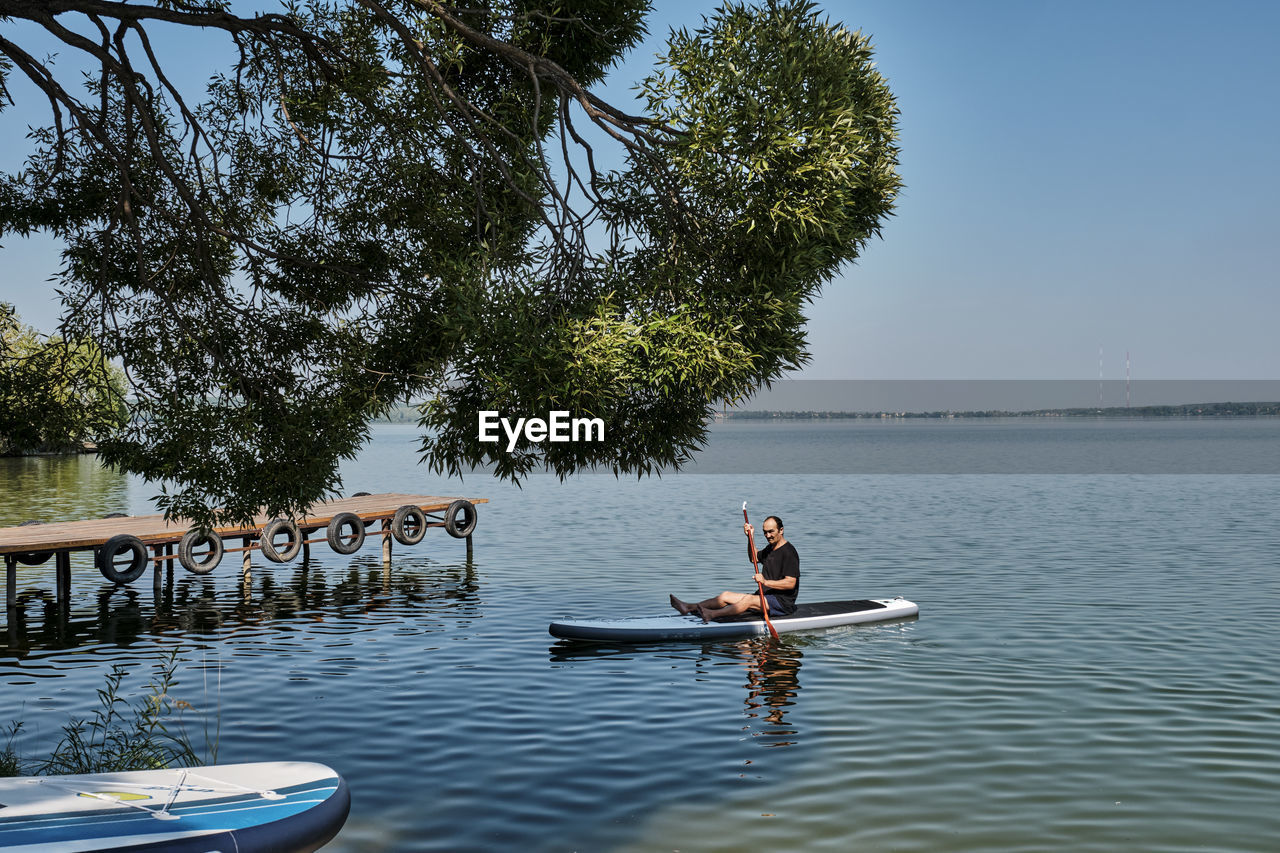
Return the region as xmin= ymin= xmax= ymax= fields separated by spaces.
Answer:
xmin=734 ymin=639 xmax=803 ymax=747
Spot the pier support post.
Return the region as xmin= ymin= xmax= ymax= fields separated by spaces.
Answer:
xmin=381 ymin=520 xmax=392 ymax=567
xmin=56 ymin=551 xmax=71 ymax=603
xmin=153 ymin=545 xmax=166 ymax=596
xmin=466 ymin=533 xmax=473 ymax=560
xmin=241 ymin=537 xmax=252 ymax=600
xmin=5 ymin=559 xmax=15 ymax=651
xmin=5 ymin=554 xmax=15 ymax=612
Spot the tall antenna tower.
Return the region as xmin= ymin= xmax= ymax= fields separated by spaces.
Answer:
xmin=1126 ymin=351 xmax=1131 ymax=408
xmin=1098 ymin=346 xmax=1104 ymax=410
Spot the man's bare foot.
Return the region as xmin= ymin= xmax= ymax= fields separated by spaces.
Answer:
xmin=700 ymin=606 xmax=719 ymax=623
xmin=670 ymin=594 xmax=696 ymax=615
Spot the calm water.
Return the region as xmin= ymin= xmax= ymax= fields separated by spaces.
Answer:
xmin=3 ymin=419 xmax=1280 ymax=851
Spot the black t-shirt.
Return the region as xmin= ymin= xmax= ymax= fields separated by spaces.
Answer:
xmin=756 ymin=541 xmax=800 ymax=613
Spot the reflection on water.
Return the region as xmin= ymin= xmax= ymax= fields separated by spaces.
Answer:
xmin=550 ymin=636 xmax=805 ymax=750
xmin=3 ymin=556 xmax=480 ymax=663
xmin=738 ymin=640 xmax=802 ymax=745
xmin=6 ymin=427 xmax=1280 ymax=852
xmin=0 ymin=454 xmax=130 ymax=527
xmin=697 ymin=639 xmax=803 ymax=749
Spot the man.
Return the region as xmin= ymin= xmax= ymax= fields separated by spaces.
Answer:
xmin=670 ymin=515 xmax=800 ymax=622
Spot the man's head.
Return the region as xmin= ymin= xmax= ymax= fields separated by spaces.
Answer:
xmin=762 ymin=516 xmax=784 ymax=543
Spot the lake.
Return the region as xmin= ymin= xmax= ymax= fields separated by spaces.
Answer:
xmin=3 ymin=418 xmax=1280 ymax=851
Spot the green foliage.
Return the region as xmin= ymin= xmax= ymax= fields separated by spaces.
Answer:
xmin=0 ymin=0 xmax=900 ymax=524
xmin=3 ymin=649 xmax=216 ymax=778
xmin=423 ymin=1 xmax=901 ymax=480
xmin=0 ymin=303 xmax=128 ymax=455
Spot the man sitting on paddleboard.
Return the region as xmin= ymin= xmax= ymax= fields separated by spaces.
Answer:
xmin=670 ymin=516 xmax=800 ymax=622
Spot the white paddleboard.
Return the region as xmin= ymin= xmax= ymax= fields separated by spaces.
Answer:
xmin=549 ymin=597 xmax=918 ymax=642
xmin=0 ymin=761 xmax=348 ymax=852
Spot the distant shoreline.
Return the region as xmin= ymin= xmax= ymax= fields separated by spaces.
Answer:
xmin=373 ymin=401 xmax=1280 ymax=425
xmin=720 ymin=402 xmax=1280 ymax=420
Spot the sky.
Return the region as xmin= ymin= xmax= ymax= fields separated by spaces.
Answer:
xmin=1 ymin=0 xmax=1277 ymax=380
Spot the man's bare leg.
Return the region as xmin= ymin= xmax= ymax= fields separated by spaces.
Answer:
xmin=699 ymin=592 xmax=761 ymax=623
xmin=670 ymin=594 xmax=700 ymax=615
xmin=673 ymin=590 xmax=736 ymax=615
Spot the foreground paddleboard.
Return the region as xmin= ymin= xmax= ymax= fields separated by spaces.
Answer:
xmin=0 ymin=761 xmax=349 ymax=853
xmin=549 ymin=597 xmax=918 ymax=642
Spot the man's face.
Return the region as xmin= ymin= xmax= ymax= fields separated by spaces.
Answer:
xmin=762 ymin=521 xmax=781 ymax=543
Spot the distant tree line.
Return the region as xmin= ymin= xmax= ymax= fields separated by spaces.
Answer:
xmin=724 ymin=403 xmax=1280 ymax=420
xmin=0 ymin=303 xmax=127 ymax=455
xmin=378 ymin=404 xmax=424 ymax=424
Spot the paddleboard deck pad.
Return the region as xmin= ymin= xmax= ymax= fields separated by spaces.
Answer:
xmin=549 ymin=597 xmax=918 ymax=642
xmin=0 ymin=761 xmax=349 ymax=852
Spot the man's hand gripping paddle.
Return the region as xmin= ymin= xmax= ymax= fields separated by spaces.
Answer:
xmin=743 ymin=502 xmax=780 ymax=641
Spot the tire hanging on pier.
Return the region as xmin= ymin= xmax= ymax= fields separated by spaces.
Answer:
xmin=391 ymin=505 xmax=427 ymax=546
xmin=326 ymin=512 xmax=366 ymax=555
xmin=444 ymin=500 xmax=477 ymax=539
xmin=178 ymin=528 xmax=224 ymax=575
xmin=260 ymin=518 xmax=303 ymax=563
xmin=96 ymin=534 xmax=149 ymax=584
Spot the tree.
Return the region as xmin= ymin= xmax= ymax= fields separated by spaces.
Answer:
xmin=1 ymin=302 xmax=128 ymax=454
xmin=0 ymin=0 xmax=901 ymax=525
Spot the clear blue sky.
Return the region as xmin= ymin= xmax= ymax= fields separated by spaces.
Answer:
xmin=2 ymin=0 xmax=1276 ymax=379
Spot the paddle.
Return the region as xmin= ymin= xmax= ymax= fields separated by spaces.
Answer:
xmin=743 ymin=502 xmax=780 ymax=641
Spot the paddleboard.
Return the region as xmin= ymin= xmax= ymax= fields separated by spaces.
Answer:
xmin=0 ymin=761 xmax=349 ymax=853
xmin=549 ymin=597 xmax=918 ymax=642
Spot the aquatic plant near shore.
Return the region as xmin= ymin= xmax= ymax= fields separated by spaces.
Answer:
xmin=0 ymin=722 xmax=21 ymax=776
xmin=2 ymin=648 xmax=218 ymax=776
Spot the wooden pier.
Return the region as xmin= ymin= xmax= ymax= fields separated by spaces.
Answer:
xmin=1 ymin=493 xmax=485 ymax=610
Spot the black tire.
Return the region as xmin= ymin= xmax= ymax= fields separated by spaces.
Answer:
xmin=391 ymin=505 xmax=427 ymax=546
xmin=326 ymin=512 xmax=366 ymax=555
xmin=178 ymin=528 xmax=224 ymax=575
xmin=351 ymin=491 xmax=371 ymax=497
xmin=444 ymin=499 xmax=477 ymax=539
xmin=96 ymin=534 xmax=149 ymax=584
xmin=102 ymin=512 xmax=128 ymax=519
xmin=260 ymin=518 xmax=303 ymax=563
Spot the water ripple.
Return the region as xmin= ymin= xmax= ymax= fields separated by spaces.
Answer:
xmin=4 ymin=439 xmax=1280 ymax=851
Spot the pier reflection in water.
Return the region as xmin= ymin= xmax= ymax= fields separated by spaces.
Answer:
xmin=3 ymin=555 xmax=480 ymax=661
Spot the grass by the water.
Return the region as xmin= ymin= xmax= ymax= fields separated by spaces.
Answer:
xmin=2 ymin=648 xmax=216 ymax=777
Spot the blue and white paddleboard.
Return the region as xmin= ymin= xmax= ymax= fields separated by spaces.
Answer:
xmin=549 ymin=597 xmax=919 ymax=642
xmin=0 ymin=761 xmax=349 ymax=852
